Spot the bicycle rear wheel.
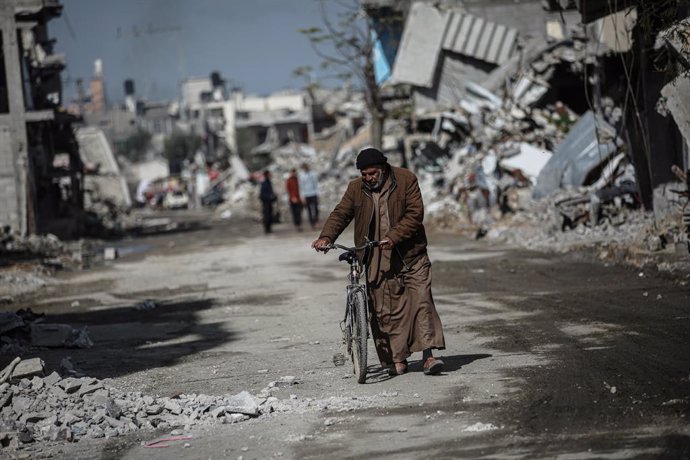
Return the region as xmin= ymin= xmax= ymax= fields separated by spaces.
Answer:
xmin=349 ymin=289 xmax=368 ymax=383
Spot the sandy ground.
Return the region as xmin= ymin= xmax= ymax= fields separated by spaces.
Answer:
xmin=3 ymin=215 xmax=690 ymax=459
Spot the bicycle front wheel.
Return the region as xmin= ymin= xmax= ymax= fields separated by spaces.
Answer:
xmin=350 ymin=289 xmax=368 ymax=383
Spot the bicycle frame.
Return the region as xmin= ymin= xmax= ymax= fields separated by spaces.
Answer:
xmin=324 ymin=240 xmax=379 ymax=381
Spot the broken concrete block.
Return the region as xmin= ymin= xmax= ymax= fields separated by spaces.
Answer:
xmin=145 ymin=404 xmax=162 ymax=415
xmin=163 ymin=400 xmax=182 ymax=415
xmin=70 ymin=422 xmax=88 ymax=437
xmin=30 ymin=376 xmax=44 ymax=391
xmin=12 ymin=396 xmax=32 ymax=413
xmin=57 ymin=377 xmax=83 ymax=394
xmin=209 ymin=406 xmax=226 ymax=418
xmin=48 ymin=425 xmax=72 ymax=442
xmin=43 ymin=372 xmax=61 ymax=386
xmin=49 ymin=385 xmax=68 ymax=399
xmin=225 ymin=391 xmax=263 ymax=416
xmin=61 ymin=412 xmax=81 ymax=426
xmin=86 ymin=425 xmax=104 ymax=438
xmin=77 ymin=381 xmax=103 ymax=396
xmin=30 ymin=323 xmax=73 ymax=347
xmin=223 ymin=413 xmax=249 ymax=424
xmin=105 ymin=399 xmax=122 ymax=419
xmin=10 ymin=358 xmax=45 ymax=380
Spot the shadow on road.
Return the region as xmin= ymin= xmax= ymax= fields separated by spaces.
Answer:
xmin=362 ymin=353 xmax=492 ymax=383
xmin=406 ymin=353 xmax=493 ymax=374
xmin=8 ymin=297 xmax=236 ymax=382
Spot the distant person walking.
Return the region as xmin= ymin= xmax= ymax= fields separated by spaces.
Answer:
xmin=299 ymin=163 xmax=320 ymax=230
xmin=259 ymin=170 xmax=277 ymax=234
xmin=286 ymin=168 xmax=303 ymax=231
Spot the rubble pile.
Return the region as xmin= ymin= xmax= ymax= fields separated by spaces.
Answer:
xmin=0 ymin=230 xmax=63 ymax=257
xmin=0 ymin=360 xmax=391 ymax=451
xmin=0 ymin=367 xmax=270 ymax=448
xmin=0 ymin=309 xmax=93 ymax=355
xmin=484 ymin=190 xmax=653 ymax=251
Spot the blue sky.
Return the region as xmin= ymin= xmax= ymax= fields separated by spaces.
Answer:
xmin=51 ymin=0 xmax=343 ymax=103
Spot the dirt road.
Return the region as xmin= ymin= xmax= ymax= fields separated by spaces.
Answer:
xmin=9 ymin=217 xmax=690 ymax=459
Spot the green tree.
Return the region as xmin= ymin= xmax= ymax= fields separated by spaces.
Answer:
xmin=163 ymin=129 xmax=203 ymax=164
xmin=298 ymin=0 xmax=390 ymax=149
xmin=116 ymin=128 xmax=152 ymax=163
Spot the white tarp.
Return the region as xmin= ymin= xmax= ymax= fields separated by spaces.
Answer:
xmin=500 ymin=143 xmax=552 ymax=184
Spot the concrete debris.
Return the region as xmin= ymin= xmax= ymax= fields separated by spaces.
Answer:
xmin=9 ymin=358 xmax=45 ymax=381
xmin=0 ymin=369 xmax=284 ymax=449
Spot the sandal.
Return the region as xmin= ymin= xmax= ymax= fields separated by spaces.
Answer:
xmin=423 ymin=357 xmax=444 ymax=375
xmin=388 ymin=360 xmax=408 ymax=376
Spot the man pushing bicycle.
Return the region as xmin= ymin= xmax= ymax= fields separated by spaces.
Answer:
xmin=312 ymin=148 xmax=446 ymax=377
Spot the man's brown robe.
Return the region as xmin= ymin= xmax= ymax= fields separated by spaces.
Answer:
xmin=320 ymin=166 xmax=445 ymax=366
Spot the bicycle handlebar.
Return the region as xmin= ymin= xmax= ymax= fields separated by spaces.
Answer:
xmin=325 ymin=240 xmax=381 ymax=252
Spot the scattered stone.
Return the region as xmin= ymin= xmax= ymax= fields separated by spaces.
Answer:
xmin=30 ymin=376 xmax=45 ymax=391
xmin=225 ymin=391 xmax=263 ymax=416
xmin=269 ymin=376 xmax=298 ymax=388
xmin=145 ymin=404 xmax=163 ymax=415
xmin=10 ymin=358 xmax=45 ymax=381
xmin=224 ymin=414 xmax=249 ymax=424
xmin=77 ymin=380 xmax=104 ymax=396
xmin=43 ymin=372 xmax=61 ymax=386
xmin=103 ymin=247 xmax=119 ymax=260
xmin=324 ymin=418 xmax=335 ymax=426
xmin=59 ymin=378 xmax=83 ymax=394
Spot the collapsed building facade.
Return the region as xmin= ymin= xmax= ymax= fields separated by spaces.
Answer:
xmin=0 ymin=0 xmax=84 ymax=239
xmin=350 ymin=0 xmax=690 ymax=250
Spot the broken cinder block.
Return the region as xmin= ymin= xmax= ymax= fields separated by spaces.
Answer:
xmin=11 ymin=357 xmax=45 ymax=381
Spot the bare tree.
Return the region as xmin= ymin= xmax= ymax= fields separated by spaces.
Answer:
xmin=299 ymin=0 xmax=385 ymax=149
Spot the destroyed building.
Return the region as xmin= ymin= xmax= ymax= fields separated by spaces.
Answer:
xmin=0 ymin=0 xmax=85 ymax=239
xmin=352 ymin=0 xmax=690 ymax=249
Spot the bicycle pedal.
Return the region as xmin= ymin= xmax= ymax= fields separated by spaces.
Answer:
xmin=332 ymin=353 xmax=346 ymax=367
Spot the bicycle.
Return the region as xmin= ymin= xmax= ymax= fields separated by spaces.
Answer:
xmin=322 ymin=239 xmax=380 ymax=383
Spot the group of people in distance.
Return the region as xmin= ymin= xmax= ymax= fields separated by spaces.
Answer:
xmin=259 ymin=163 xmax=320 ymax=234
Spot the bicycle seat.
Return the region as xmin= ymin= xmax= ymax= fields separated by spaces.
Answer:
xmin=339 ymin=251 xmax=356 ymax=263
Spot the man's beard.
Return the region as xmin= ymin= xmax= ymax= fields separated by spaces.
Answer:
xmin=364 ymin=169 xmax=387 ymax=192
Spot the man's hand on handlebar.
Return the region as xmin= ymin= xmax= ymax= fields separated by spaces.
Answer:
xmin=379 ymin=238 xmax=394 ymax=250
xmin=311 ymin=237 xmax=332 ymax=252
